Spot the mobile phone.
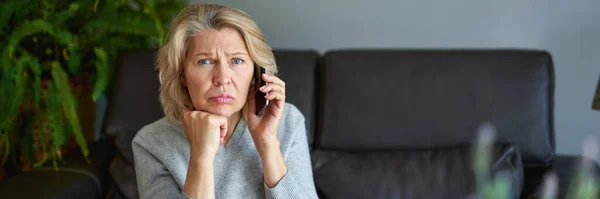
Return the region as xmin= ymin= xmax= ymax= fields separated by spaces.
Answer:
xmin=255 ymin=67 xmax=269 ymax=115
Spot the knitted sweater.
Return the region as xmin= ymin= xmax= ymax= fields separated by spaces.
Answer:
xmin=132 ymin=103 xmax=318 ymax=199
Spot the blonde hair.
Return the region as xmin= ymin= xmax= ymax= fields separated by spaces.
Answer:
xmin=157 ymin=4 xmax=277 ymax=123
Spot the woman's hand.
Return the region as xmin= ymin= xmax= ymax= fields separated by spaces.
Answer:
xmin=182 ymin=108 xmax=225 ymax=199
xmin=247 ymin=73 xmax=286 ymax=152
xmin=247 ymin=73 xmax=288 ymax=187
xmin=182 ymin=108 xmax=228 ymax=160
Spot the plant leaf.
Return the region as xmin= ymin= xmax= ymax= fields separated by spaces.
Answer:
xmin=50 ymin=62 xmax=89 ymax=159
xmin=46 ymin=80 xmax=66 ymax=150
xmin=53 ymin=3 xmax=80 ymax=24
xmin=83 ymin=11 xmax=159 ymax=39
xmin=92 ymin=47 xmax=109 ymax=101
xmin=6 ymin=20 xmax=73 ymax=57
xmin=17 ymin=50 xmax=43 ymax=112
xmin=0 ymin=0 xmax=29 ymax=36
xmin=32 ymin=112 xmax=49 ymax=168
xmin=66 ymin=38 xmax=81 ymax=74
xmin=1 ymin=56 xmax=29 ymax=132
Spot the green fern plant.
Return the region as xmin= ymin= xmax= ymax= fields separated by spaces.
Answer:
xmin=0 ymin=0 xmax=185 ymax=171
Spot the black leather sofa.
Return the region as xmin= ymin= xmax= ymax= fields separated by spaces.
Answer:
xmin=0 ymin=49 xmax=596 ymax=199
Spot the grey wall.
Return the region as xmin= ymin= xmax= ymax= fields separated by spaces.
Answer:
xmin=189 ymin=0 xmax=600 ymax=156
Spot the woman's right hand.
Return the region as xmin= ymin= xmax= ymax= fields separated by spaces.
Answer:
xmin=182 ymin=108 xmax=227 ymax=160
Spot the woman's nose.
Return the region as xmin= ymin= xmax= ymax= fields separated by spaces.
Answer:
xmin=212 ymin=60 xmax=232 ymax=86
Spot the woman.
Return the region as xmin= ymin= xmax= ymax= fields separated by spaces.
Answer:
xmin=132 ymin=4 xmax=318 ymax=199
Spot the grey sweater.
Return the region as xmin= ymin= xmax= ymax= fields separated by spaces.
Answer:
xmin=132 ymin=103 xmax=318 ymax=199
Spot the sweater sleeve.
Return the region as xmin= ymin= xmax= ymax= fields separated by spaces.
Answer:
xmin=132 ymin=134 xmax=192 ymax=199
xmin=263 ymin=106 xmax=319 ymax=199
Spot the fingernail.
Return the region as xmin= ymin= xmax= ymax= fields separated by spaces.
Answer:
xmin=259 ymin=86 xmax=266 ymax=90
xmin=265 ymin=93 xmax=269 ymax=97
xmin=263 ymin=73 xmax=269 ymax=77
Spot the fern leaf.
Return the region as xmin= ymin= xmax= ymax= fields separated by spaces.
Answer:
xmin=32 ymin=113 xmax=49 ymax=168
xmin=0 ymin=61 xmax=27 ymax=164
xmin=53 ymin=3 xmax=80 ymax=24
xmin=140 ymin=0 xmax=167 ymax=45
xmin=33 ymin=153 xmax=48 ymax=168
xmin=46 ymin=81 xmax=66 ymax=150
xmin=147 ymin=0 xmax=157 ymax=8
xmin=92 ymin=47 xmax=109 ymax=101
xmin=17 ymin=50 xmax=43 ymax=112
xmin=6 ymin=20 xmax=73 ymax=57
xmin=83 ymin=12 xmax=159 ymax=39
xmin=1 ymin=56 xmax=29 ymax=132
xmin=66 ymin=38 xmax=81 ymax=74
xmin=0 ymin=0 xmax=29 ymax=36
xmin=50 ymin=62 xmax=89 ymax=159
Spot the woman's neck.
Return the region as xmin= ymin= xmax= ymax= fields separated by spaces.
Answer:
xmin=223 ymin=111 xmax=241 ymax=146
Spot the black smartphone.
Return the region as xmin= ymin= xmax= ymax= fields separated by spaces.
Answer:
xmin=255 ymin=67 xmax=269 ymax=115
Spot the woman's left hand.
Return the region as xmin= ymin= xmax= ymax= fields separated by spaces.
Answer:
xmin=247 ymin=73 xmax=286 ymax=153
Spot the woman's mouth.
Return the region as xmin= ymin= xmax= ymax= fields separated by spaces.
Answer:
xmin=211 ymin=94 xmax=234 ymax=104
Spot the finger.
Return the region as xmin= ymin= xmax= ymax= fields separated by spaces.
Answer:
xmin=220 ymin=125 xmax=226 ymax=138
xmin=265 ymin=91 xmax=285 ymax=112
xmin=216 ymin=116 xmax=228 ymax=138
xmin=265 ymin=90 xmax=285 ymax=102
xmin=262 ymin=74 xmax=285 ymax=87
xmin=259 ymin=83 xmax=285 ymax=95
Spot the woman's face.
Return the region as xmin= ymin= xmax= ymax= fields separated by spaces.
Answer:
xmin=183 ymin=27 xmax=254 ymax=116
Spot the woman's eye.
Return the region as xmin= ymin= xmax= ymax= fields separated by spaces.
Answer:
xmin=232 ymin=58 xmax=244 ymax=64
xmin=199 ymin=59 xmax=211 ymax=65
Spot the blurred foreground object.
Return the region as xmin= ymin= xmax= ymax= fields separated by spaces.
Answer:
xmin=565 ymin=136 xmax=599 ymax=199
xmin=473 ymin=122 xmax=512 ymax=199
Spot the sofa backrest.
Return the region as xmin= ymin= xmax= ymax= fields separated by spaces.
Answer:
xmin=272 ymin=50 xmax=320 ymax=146
xmin=316 ymin=50 xmax=555 ymax=166
xmin=104 ymin=49 xmax=556 ymax=167
xmin=102 ymin=49 xmax=164 ymax=139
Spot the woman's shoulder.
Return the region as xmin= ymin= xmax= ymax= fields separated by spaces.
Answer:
xmin=277 ymin=103 xmax=307 ymax=144
xmin=282 ymin=102 xmax=305 ymax=126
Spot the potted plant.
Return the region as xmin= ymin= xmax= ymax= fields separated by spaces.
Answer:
xmin=0 ymin=0 xmax=185 ymax=177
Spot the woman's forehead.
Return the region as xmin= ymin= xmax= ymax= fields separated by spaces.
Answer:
xmin=188 ymin=28 xmax=249 ymax=55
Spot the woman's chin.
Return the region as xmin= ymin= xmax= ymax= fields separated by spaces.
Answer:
xmin=206 ymin=104 xmax=239 ymax=117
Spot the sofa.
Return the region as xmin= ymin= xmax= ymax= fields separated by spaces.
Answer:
xmin=0 ymin=49 xmax=596 ymax=199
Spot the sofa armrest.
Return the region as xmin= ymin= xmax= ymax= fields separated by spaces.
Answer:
xmin=521 ymin=155 xmax=599 ymax=199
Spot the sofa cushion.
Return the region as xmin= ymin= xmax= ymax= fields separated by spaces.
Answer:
xmin=311 ymin=144 xmax=523 ymax=199
xmin=317 ymin=50 xmax=554 ymax=165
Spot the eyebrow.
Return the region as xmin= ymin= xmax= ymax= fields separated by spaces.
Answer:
xmin=192 ymin=52 xmax=248 ymax=57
